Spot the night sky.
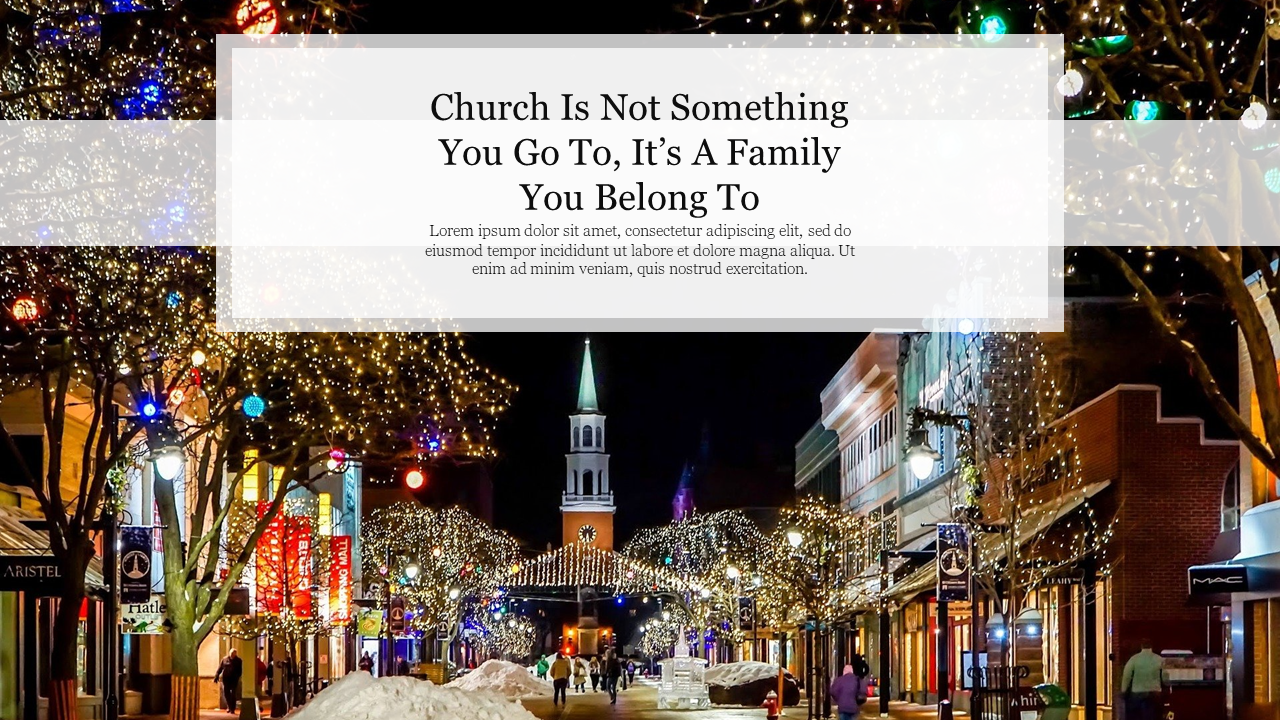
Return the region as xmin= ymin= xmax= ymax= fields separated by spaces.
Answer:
xmin=466 ymin=334 xmax=864 ymax=549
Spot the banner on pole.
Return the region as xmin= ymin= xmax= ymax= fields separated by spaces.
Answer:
xmin=357 ymin=607 xmax=382 ymax=637
xmin=255 ymin=501 xmax=284 ymax=615
xmin=936 ymin=523 xmax=971 ymax=603
xmin=737 ymin=597 xmax=756 ymax=632
xmin=286 ymin=515 xmax=313 ymax=618
xmin=121 ymin=593 xmax=168 ymax=634
xmin=329 ymin=535 xmax=353 ymax=624
xmin=389 ymin=595 xmax=405 ymax=634
xmin=120 ymin=525 xmax=153 ymax=604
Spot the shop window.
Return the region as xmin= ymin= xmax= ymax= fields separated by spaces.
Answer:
xmin=1223 ymin=465 xmax=1241 ymax=532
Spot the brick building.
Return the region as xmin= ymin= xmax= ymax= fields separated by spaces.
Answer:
xmin=884 ymin=380 xmax=1237 ymax=720
xmin=1070 ymin=386 xmax=1238 ymax=709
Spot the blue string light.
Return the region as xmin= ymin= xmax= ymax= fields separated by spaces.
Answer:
xmin=243 ymin=394 xmax=266 ymax=418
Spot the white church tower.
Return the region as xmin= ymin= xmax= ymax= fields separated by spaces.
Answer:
xmin=561 ymin=338 xmax=615 ymax=549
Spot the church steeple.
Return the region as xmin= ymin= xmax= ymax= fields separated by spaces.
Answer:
xmin=562 ymin=338 xmax=614 ymax=549
xmin=577 ymin=338 xmax=599 ymax=413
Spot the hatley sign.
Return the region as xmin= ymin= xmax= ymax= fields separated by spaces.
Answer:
xmin=121 ymin=594 xmax=169 ymax=634
xmin=0 ymin=556 xmax=65 ymax=593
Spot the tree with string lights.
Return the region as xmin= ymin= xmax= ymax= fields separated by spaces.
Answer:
xmin=0 ymin=247 xmax=514 ymax=720
xmin=910 ymin=332 xmax=1117 ymax=676
xmin=1 ymin=0 xmax=357 ymax=120
xmin=360 ymin=503 xmax=524 ymax=657
xmin=680 ymin=0 xmax=1272 ymax=125
xmin=623 ymin=509 xmax=772 ymax=650
xmin=0 ymin=247 xmax=206 ymax=720
xmin=1095 ymin=246 xmax=1280 ymax=505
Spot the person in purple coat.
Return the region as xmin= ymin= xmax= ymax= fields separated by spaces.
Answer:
xmin=829 ymin=657 xmax=871 ymax=720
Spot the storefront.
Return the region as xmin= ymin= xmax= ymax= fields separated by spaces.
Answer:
xmin=1198 ymin=499 xmax=1280 ymax=720
xmin=0 ymin=504 xmax=106 ymax=720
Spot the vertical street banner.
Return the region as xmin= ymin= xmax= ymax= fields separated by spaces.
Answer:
xmin=119 ymin=525 xmax=153 ymax=604
xmin=255 ymin=501 xmax=284 ymax=615
xmin=329 ymin=535 xmax=353 ymax=625
xmin=737 ymin=597 xmax=756 ymax=632
xmin=121 ymin=594 xmax=168 ymax=634
xmin=357 ymin=607 xmax=382 ymax=638
xmin=286 ymin=515 xmax=313 ymax=618
xmin=389 ymin=595 xmax=406 ymax=635
xmin=936 ymin=523 xmax=972 ymax=603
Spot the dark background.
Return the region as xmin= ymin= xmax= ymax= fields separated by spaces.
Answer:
xmin=465 ymin=333 xmax=864 ymax=549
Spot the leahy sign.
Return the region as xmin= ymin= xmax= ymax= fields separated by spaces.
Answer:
xmin=0 ymin=555 xmax=65 ymax=593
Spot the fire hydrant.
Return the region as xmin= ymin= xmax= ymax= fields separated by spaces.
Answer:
xmin=762 ymin=690 xmax=780 ymax=719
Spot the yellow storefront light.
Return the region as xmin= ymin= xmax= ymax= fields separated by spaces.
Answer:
xmin=242 ymin=449 xmax=259 ymax=502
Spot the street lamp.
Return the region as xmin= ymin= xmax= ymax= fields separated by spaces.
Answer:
xmin=404 ymin=563 xmax=420 ymax=582
xmin=786 ymin=528 xmax=804 ymax=548
xmin=985 ymin=612 xmax=1007 ymax=641
xmin=726 ymin=565 xmax=741 ymax=580
xmin=151 ymin=444 xmax=184 ymax=482
xmin=905 ymin=428 xmax=942 ymax=481
xmin=448 ymin=586 xmax=461 ymax=601
xmin=1015 ymin=608 xmax=1043 ymax=638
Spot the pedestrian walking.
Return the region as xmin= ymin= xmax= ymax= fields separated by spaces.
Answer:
xmin=396 ymin=655 xmax=410 ymax=676
xmin=589 ymin=656 xmax=601 ymax=692
xmin=536 ymin=654 xmax=550 ymax=680
xmin=573 ymin=656 xmax=588 ymax=693
xmin=550 ymin=652 xmax=572 ymax=706
xmin=213 ymin=649 xmax=243 ymax=714
xmin=829 ymin=657 xmax=872 ymax=720
xmin=1122 ymin=640 xmax=1166 ymax=720
xmin=358 ymin=652 xmax=374 ymax=673
xmin=605 ymin=651 xmax=623 ymax=704
xmin=256 ymin=657 xmax=268 ymax=697
xmin=626 ymin=659 xmax=636 ymax=685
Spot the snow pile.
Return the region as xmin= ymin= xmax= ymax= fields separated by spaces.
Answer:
xmin=292 ymin=671 xmax=539 ymax=720
xmin=447 ymin=660 xmax=553 ymax=698
xmin=705 ymin=661 xmax=791 ymax=687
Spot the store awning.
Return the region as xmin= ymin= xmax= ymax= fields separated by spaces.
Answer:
xmin=885 ymin=561 xmax=937 ymax=602
xmin=0 ymin=504 xmax=106 ymax=592
xmin=979 ymin=480 xmax=1112 ymax=564
xmin=1186 ymin=500 xmax=1280 ymax=599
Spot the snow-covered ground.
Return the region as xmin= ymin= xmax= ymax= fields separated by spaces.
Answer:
xmin=704 ymin=661 xmax=790 ymax=687
xmin=293 ymin=671 xmax=539 ymax=720
xmin=447 ymin=660 xmax=554 ymax=698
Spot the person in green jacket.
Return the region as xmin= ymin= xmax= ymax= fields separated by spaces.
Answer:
xmin=536 ymin=654 xmax=550 ymax=680
xmin=1121 ymin=640 xmax=1165 ymax=720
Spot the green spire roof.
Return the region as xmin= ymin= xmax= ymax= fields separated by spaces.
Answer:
xmin=577 ymin=338 xmax=599 ymax=412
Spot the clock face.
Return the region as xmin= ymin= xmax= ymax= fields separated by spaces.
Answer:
xmin=578 ymin=524 xmax=597 ymax=543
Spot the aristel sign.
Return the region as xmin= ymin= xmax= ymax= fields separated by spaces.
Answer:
xmin=0 ymin=556 xmax=65 ymax=593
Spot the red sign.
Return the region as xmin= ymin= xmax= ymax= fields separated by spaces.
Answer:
xmin=286 ymin=516 xmax=313 ymax=619
xmin=255 ymin=501 xmax=284 ymax=615
xmin=329 ymin=536 xmax=353 ymax=625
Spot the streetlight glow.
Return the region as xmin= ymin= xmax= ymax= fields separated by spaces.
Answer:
xmin=905 ymin=428 xmax=942 ymax=481
xmin=152 ymin=446 xmax=184 ymax=481
xmin=786 ymin=528 xmax=804 ymax=548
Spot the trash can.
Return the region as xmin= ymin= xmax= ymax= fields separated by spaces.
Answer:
xmin=1035 ymin=683 xmax=1071 ymax=720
